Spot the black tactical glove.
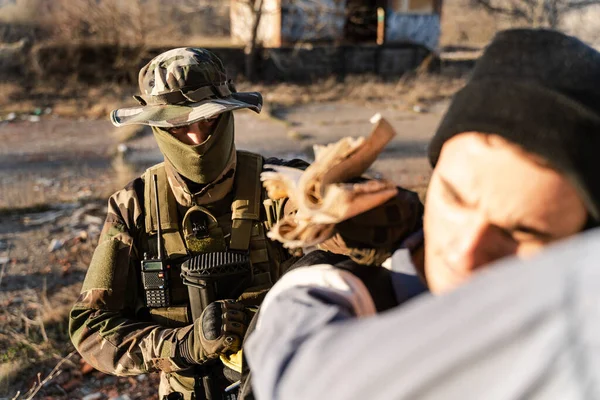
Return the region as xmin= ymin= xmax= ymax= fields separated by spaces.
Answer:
xmin=319 ymin=186 xmax=424 ymax=265
xmin=178 ymin=300 xmax=250 ymax=366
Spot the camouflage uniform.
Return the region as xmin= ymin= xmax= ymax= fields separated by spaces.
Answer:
xmin=69 ymin=48 xmax=305 ymax=399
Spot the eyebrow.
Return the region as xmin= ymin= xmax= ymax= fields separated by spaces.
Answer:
xmin=439 ymin=175 xmax=555 ymax=241
xmin=438 ymin=176 xmax=474 ymax=207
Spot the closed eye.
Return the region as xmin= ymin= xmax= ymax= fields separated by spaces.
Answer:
xmin=439 ymin=176 xmax=467 ymax=207
xmin=167 ymin=126 xmax=186 ymax=135
xmin=508 ymin=224 xmax=554 ymax=243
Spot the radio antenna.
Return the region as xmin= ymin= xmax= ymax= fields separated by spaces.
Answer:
xmin=153 ymin=174 xmax=164 ymax=260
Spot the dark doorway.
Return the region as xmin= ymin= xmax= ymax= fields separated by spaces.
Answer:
xmin=344 ymin=0 xmax=387 ymax=43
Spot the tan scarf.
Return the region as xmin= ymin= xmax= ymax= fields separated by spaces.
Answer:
xmin=152 ymin=112 xmax=235 ymax=184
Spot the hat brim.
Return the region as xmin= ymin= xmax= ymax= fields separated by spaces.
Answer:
xmin=110 ymin=92 xmax=262 ymax=128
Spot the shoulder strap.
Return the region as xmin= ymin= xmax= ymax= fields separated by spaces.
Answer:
xmin=143 ymin=163 xmax=188 ymax=258
xmin=335 ymin=258 xmax=399 ymax=312
xmin=283 ymin=250 xmax=398 ymax=312
xmin=230 ymin=151 xmax=263 ymax=251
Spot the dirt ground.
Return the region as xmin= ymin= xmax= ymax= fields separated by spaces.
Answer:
xmin=0 ymin=78 xmax=456 ymax=399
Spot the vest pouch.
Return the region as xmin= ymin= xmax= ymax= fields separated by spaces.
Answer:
xmin=148 ymin=306 xmax=190 ymax=328
xmin=182 ymin=205 xmax=226 ymax=254
xmin=180 ymin=251 xmax=253 ymax=321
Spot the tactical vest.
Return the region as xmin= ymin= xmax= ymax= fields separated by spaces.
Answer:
xmin=141 ymin=151 xmax=285 ymax=327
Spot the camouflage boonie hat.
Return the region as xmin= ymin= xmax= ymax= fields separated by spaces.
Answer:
xmin=110 ymin=48 xmax=262 ymax=128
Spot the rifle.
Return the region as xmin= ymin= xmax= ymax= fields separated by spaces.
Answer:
xmin=181 ymin=251 xmax=253 ymax=400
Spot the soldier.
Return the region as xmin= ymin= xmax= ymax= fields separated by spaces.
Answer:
xmin=69 ymin=48 xmax=423 ymax=399
xmin=245 ymin=29 xmax=600 ymax=399
xmin=69 ymin=47 xmax=296 ymax=400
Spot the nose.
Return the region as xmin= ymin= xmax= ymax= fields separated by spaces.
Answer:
xmin=445 ymin=217 xmax=514 ymax=273
xmin=187 ymin=121 xmax=210 ymax=133
xmin=188 ymin=118 xmax=218 ymax=137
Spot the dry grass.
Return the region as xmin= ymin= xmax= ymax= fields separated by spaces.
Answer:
xmin=0 ymin=173 xmax=117 ymax=212
xmin=0 ymin=225 xmax=95 ymax=397
xmin=244 ymin=73 xmax=465 ymax=110
xmin=0 ymin=70 xmax=464 ymax=122
xmin=0 ymin=180 xmax=54 ymax=210
xmin=0 ymin=282 xmax=83 ymax=396
xmin=0 ymin=79 xmax=131 ymax=119
xmin=0 ymin=82 xmax=23 ymax=100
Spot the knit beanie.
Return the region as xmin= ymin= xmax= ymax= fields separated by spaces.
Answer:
xmin=428 ymin=29 xmax=600 ymax=223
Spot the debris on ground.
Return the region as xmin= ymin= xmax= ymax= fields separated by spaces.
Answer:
xmin=47 ymin=238 xmax=64 ymax=252
xmin=23 ymin=203 xmax=105 ymax=246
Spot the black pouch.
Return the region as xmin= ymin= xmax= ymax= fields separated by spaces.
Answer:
xmin=181 ymin=251 xmax=253 ymax=320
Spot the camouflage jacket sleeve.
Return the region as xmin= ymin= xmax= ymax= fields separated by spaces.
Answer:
xmin=69 ymin=178 xmax=192 ymax=376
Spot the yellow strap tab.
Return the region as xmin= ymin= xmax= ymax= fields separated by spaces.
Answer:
xmin=220 ymin=350 xmax=243 ymax=373
xmin=230 ymin=151 xmax=263 ymax=251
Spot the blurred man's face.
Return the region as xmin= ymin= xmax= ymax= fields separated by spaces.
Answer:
xmin=424 ymin=132 xmax=587 ymax=294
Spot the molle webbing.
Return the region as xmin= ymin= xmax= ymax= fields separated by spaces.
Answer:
xmin=143 ymin=163 xmax=188 ymax=258
xmin=230 ymin=151 xmax=263 ymax=252
xmin=143 ymin=152 xmax=273 ymax=291
xmin=231 ymin=151 xmax=272 ymax=288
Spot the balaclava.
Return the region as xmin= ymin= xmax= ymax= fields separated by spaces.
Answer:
xmin=151 ymin=112 xmax=235 ymax=183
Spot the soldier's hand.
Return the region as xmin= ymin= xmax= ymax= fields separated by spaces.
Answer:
xmin=181 ymin=300 xmax=250 ymax=365
xmin=198 ymin=300 xmax=249 ymax=357
xmin=319 ymin=186 xmax=424 ymax=265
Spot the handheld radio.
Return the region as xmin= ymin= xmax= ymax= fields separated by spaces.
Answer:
xmin=141 ymin=174 xmax=171 ymax=308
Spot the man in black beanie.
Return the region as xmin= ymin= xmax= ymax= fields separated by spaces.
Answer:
xmin=244 ymin=28 xmax=600 ymax=400
xmin=424 ymin=27 xmax=600 ymax=294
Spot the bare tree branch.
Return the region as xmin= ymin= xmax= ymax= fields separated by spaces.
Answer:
xmin=472 ymin=0 xmax=532 ymax=21
xmin=561 ymin=0 xmax=600 ymax=9
xmin=472 ymin=0 xmax=600 ymax=28
xmin=244 ymin=0 xmax=264 ymax=81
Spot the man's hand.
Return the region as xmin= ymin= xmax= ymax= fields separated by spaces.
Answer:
xmin=178 ymin=300 xmax=250 ymax=365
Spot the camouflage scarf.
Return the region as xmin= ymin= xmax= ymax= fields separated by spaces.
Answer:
xmin=152 ymin=112 xmax=235 ymax=184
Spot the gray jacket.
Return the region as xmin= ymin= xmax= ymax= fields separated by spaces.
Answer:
xmin=246 ymin=228 xmax=600 ymax=400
